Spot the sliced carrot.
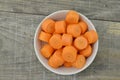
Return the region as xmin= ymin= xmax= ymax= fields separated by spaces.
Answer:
xmin=72 ymin=55 xmax=86 ymax=68
xmin=49 ymin=34 xmax=62 ymax=49
xmin=55 ymin=20 xmax=66 ymax=34
xmin=80 ymin=45 xmax=92 ymax=57
xmin=42 ymin=19 xmax=55 ymax=33
xmin=62 ymin=46 xmax=77 ymax=62
xmin=62 ymin=34 xmax=73 ymax=46
xmin=67 ymin=24 xmax=81 ymax=37
xmin=48 ymin=49 xmax=64 ymax=68
xmin=40 ymin=44 xmax=54 ymax=58
xmin=65 ymin=10 xmax=80 ymax=24
xmin=84 ymin=30 xmax=98 ymax=44
xmin=79 ymin=21 xmax=88 ymax=34
xmin=64 ymin=62 xmax=72 ymax=67
xmin=54 ymin=48 xmax=63 ymax=56
xmin=74 ymin=36 xmax=88 ymax=50
xmin=39 ymin=31 xmax=52 ymax=42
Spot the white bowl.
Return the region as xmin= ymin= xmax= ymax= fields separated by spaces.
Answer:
xmin=34 ymin=10 xmax=99 ymax=75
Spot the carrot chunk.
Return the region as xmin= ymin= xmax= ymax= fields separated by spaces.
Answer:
xmin=74 ymin=36 xmax=88 ymax=50
xmin=39 ymin=31 xmax=52 ymax=42
xmin=66 ymin=10 xmax=80 ymax=24
xmin=42 ymin=19 xmax=55 ymax=33
xmin=40 ymin=44 xmax=54 ymax=58
xmin=49 ymin=34 xmax=62 ymax=49
xmin=67 ymin=24 xmax=81 ymax=37
xmin=48 ymin=49 xmax=64 ymax=68
xmin=79 ymin=21 xmax=88 ymax=34
xmin=80 ymin=45 xmax=92 ymax=57
xmin=64 ymin=62 xmax=72 ymax=67
xmin=55 ymin=20 xmax=66 ymax=34
xmin=72 ymin=55 xmax=86 ymax=68
xmin=62 ymin=46 xmax=77 ymax=62
xmin=84 ymin=30 xmax=98 ymax=44
xmin=62 ymin=34 xmax=73 ymax=46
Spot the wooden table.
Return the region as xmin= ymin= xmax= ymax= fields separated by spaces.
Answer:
xmin=0 ymin=0 xmax=120 ymax=80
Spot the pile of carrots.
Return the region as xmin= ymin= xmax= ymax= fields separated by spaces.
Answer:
xmin=39 ymin=10 xmax=98 ymax=69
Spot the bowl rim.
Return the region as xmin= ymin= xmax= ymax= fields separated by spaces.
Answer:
xmin=34 ymin=10 xmax=99 ymax=75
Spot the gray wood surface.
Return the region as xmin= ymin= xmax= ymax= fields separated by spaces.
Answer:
xmin=0 ymin=0 xmax=120 ymax=22
xmin=0 ymin=0 xmax=120 ymax=80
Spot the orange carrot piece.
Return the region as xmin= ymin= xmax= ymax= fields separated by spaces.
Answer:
xmin=84 ymin=30 xmax=98 ymax=44
xmin=64 ymin=62 xmax=72 ymax=67
xmin=62 ymin=46 xmax=77 ymax=62
xmin=79 ymin=21 xmax=88 ymax=34
xmin=62 ymin=34 xmax=73 ymax=46
xmin=72 ymin=55 xmax=86 ymax=68
xmin=54 ymin=48 xmax=63 ymax=56
xmin=40 ymin=44 xmax=54 ymax=58
xmin=39 ymin=31 xmax=52 ymax=42
xmin=42 ymin=19 xmax=55 ymax=33
xmin=80 ymin=45 xmax=92 ymax=57
xmin=49 ymin=34 xmax=62 ymax=49
xmin=65 ymin=10 xmax=80 ymax=24
xmin=74 ymin=36 xmax=88 ymax=50
xmin=55 ymin=20 xmax=66 ymax=34
xmin=67 ymin=24 xmax=81 ymax=37
xmin=48 ymin=49 xmax=64 ymax=68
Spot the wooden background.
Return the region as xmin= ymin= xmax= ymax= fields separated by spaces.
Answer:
xmin=0 ymin=0 xmax=120 ymax=80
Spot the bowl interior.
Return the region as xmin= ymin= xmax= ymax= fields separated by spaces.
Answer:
xmin=34 ymin=10 xmax=98 ymax=75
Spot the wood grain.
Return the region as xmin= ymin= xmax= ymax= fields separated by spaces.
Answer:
xmin=0 ymin=11 xmax=120 ymax=80
xmin=0 ymin=0 xmax=120 ymax=21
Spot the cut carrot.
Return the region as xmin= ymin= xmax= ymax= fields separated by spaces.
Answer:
xmin=39 ymin=31 xmax=52 ymax=42
xmin=48 ymin=49 xmax=64 ymax=68
xmin=80 ymin=45 xmax=92 ymax=57
xmin=40 ymin=44 xmax=54 ymax=58
xmin=74 ymin=36 xmax=88 ymax=50
xmin=67 ymin=24 xmax=81 ymax=37
xmin=55 ymin=20 xmax=66 ymax=34
xmin=62 ymin=34 xmax=73 ymax=46
xmin=42 ymin=19 xmax=55 ymax=33
xmin=62 ymin=46 xmax=77 ymax=62
xmin=65 ymin=10 xmax=80 ymax=24
xmin=49 ymin=34 xmax=62 ymax=49
xmin=54 ymin=48 xmax=63 ymax=56
xmin=64 ymin=62 xmax=72 ymax=67
xmin=79 ymin=21 xmax=88 ymax=34
xmin=72 ymin=55 xmax=86 ymax=68
xmin=84 ymin=30 xmax=98 ymax=44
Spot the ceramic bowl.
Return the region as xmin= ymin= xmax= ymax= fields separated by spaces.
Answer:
xmin=34 ymin=10 xmax=99 ymax=75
